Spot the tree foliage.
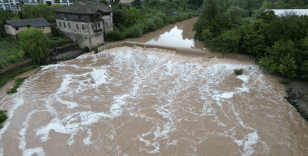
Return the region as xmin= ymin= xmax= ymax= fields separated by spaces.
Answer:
xmin=0 ymin=10 xmax=19 ymax=24
xmin=22 ymin=4 xmax=63 ymax=22
xmin=18 ymin=28 xmax=50 ymax=63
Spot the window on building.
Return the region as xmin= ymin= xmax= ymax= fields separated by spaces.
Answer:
xmin=63 ymin=22 xmax=66 ymax=27
xmin=76 ymin=24 xmax=79 ymax=29
xmin=98 ymin=23 xmax=100 ymax=29
xmin=92 ymin=24 xmax=93 ymax=29
xmin=76 ymin=15 xmax=77 ymax=19
xmin=82 ymin=24 xmax=84 ymax=30
xmin=15 ymin=27 xmax=19 ymax=31
xmin=59 ymin=22 xmax=61 ymax=27
xmin=68 ymin=23 xmax=70 ymax=28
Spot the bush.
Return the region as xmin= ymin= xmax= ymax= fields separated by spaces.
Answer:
xmin=7 ymin=77 xmax=28 ymax=94
xmin=234 ymin=69 xmax=243 ymax=75
xmin=99 ymin=0 xmax=108 ymax=4
xmin=125 ymin=24 xmax=143 ymax=38
xmin=211 ymin=29 xmax=241 ymax=53
xmin=51 ymin=25 xmax=60 ymax=37
xmin=7 ymin=55 xmax=16 ymax=63
xmin=0 ymin=110 xmax=8 ymax=129
xmin=106 ymin=29 xmax=125 ymax=41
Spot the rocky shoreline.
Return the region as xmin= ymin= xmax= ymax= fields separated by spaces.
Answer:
xmin=285 ymin=80 xmax=308 ymax=122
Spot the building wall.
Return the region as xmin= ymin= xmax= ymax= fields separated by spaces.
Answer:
xmin=4 ymin=25 xmax=52 ymax=36
xmin=56 ymin=19 xmax=104 ymax=51
xmin=102 ymin=14 xmax=113 ymax=34
xmin=4 ymin=25 xmax=17 ymax=35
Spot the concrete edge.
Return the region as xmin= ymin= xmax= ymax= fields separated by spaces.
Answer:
xmin=101 ymin=41 xmax=215 ymax=58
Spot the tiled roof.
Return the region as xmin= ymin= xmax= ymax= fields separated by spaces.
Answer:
xmin=53 ymin=3 xmax=112 ymax=14
xmin=5 ymin=18 xmax=52 ymax=27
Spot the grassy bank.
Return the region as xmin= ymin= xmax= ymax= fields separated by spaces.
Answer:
xmin=0 ymin=37 xmax=22 ymax=67
xmin=0 ymin=110 xmax=8 ymax=129
xmin=6 ymin=77 xmax=28 ymax=94
xmin=0 ymin=64 xmax=40 ymax=89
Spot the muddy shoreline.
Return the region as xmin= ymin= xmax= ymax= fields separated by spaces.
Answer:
xmin=285 ymin=80 xmax=308 ymax=122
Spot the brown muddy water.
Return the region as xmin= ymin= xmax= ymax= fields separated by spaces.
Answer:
xmin=0 ymin=18 xmax=308 ymax=156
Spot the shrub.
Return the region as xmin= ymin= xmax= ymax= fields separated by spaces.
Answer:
xmin=106 ymin=29 xmax=125 ymax=41
xmin=125 ymin=24 xmax=143 ymax=38
xmin=234 ymin=69 xmax=243 ymax=75
xmin=7 ymin=77 xmax=28 ymax=94
xmin=51 ymin=25 xmax=60 ymax=37
xmin=7 ymin=55 xmax=16 ymax=63
xmin=0 ymin=110 xmax=8 ymax=128
xmin=211 ymin=29 xmax=241 ymax=53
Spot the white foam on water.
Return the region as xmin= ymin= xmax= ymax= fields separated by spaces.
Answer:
xmin=0 ymin=48 xmax=279 ymax=155
xmin=19 ymin=109 xmax=46 ymax=156
xmin=83 ymin=129 xmax=93 ymax=145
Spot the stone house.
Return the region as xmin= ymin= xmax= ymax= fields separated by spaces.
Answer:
xmin=4 ymin=18 xmax=52 ymax=39
xmin=53 ymin=3 xmax=113 ymax=51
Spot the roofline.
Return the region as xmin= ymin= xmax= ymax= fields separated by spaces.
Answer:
xmin=53 ymin=10 xmax=113 ymax=14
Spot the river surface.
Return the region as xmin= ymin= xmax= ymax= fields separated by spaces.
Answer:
xmin=0 ymin=18 xmax=308 ymax=156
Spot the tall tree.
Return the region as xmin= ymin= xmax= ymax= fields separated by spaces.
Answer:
xmin=18 ymin=28 xmax=50 ymax=63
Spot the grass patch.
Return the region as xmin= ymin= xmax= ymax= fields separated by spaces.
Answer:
xmin=0 ymin=110 xmax=8 ymax=129
xmin=49 ymin=36 xmax=70 ymax=46
xmin=7 ymin=77 xmax=28 ymax=94
xmin=0 ymin=64 xmax=40 ymax=89
xmin=234 ymin=69 xmax=243 ymax=75
xmin=0 ymin=37 xmax=22 ymax=67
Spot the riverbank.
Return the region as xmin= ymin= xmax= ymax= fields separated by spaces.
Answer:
xmin=285 ymin=80 xmax=308 ymax=122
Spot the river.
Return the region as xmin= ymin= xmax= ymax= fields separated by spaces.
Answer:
xmin=0 ymin=17 xmax=307 ymax=156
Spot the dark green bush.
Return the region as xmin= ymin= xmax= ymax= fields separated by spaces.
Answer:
xmin=234 ymin=69 xmax=243 ymax=75
xmin=51 ymin=25 xmax=60 ymax=37
xmin=211 ymin=29 xmax=241 ymax=53
xmin=107 ymin=29 xmax=125 ymax=41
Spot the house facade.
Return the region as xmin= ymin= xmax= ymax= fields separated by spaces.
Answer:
xmin=54 ymin=3 xmax=113 ymax=51
xmin=4 ymin=18 xmax=52 ymax=39
xmin=0 ymin=0 xmax=74 ymax=11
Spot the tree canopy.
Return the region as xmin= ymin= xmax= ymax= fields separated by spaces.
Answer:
xmin=18 ymin=28 xmax=50 ymax=63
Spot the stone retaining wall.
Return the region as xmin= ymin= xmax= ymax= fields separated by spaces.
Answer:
xmin=0 ymin=59 xmax=33 ymax=76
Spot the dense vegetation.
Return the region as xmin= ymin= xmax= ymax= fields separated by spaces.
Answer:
xmin=22 ymin=3 xmax=63 ymax=22
xmin=194 ymin=0 xmax=308 ymax=80
xmin=106 ymin=0 xmax=201 ymax=41
xmin=0 ymin=64 xmax=40 ymax=89
xmin=0 ymin=110 xmax=8 ymax=129
xmin=7 ymin=77 xmax=28 ymax=94
xmin=18 ymin=28 xmax=50 ymax=63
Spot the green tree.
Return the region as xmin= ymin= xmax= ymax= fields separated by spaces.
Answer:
xmin=125 ymin=7 xmax=143 ymax=27
xmin=18 ymin=28 xmax=50 ymax=63
xmin=99 ymin=0 xmax=108 ymax=4
xmin=0 ymin=10 xmax=16 ymax=24
xmin=113 ymin=9 xmax=126 ymax=26
xmin=275 ymin=0 xmax=285 ymax=8
xmin=133 ymin=0 xmax=142 ymax=7
xmin=193 ymin=0 xmax=228 ymax=40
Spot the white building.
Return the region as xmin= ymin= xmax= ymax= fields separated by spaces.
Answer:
xmin=0 ymin=0 xmax=74 ymax=12
xmin=265 ymin=9 xmax=308 ymax=17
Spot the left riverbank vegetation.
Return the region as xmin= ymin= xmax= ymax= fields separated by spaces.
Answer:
xmin=106 ymin=0 xmax=202 ymax=41
xmin=0 ymin=64 xmax=40 ymax=89
xmin=194 ymin=0 xmax=308 ymax=81
xmin=6 ymin=77 xmax=28 ymax=94
xmin=0 ymin=110 xmax=8 ymax=129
